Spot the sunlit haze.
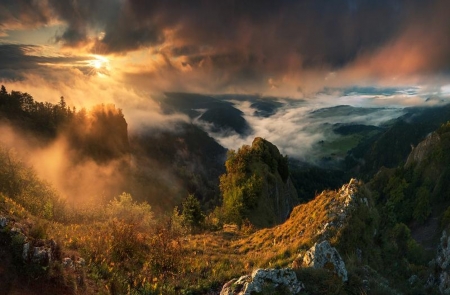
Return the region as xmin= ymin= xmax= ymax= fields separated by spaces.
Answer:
xmin=1 ymin=0 xmax=450 ymax=150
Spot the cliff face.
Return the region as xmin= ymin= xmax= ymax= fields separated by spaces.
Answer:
xmin=405 ymin=132 xmax=440 ymax=167
xmin=249 ymin=162 xmax=298 ymax=228
xmin=248 ymin=138 xmax=298 ymax=227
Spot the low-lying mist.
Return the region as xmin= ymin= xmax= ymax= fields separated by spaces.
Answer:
xmin=0 ymin=121 xmax=128 ymax=208
xmin=201 ymin=97 xmax=408 ymax=162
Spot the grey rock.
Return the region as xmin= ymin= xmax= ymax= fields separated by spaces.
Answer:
xmin=32 ymin=246 xmax=51 ymax=265
xmin=409 ymin=275 xmax=418 ymax=285
xmin=428 ymin=230 xmax=450 ymax=293
xmin=10 ymin=227 xmax=22 ymax=235
xmin=22 ymin=242 xmax=29 ymax=260
xmin=303 ymin=240 xmax=348 ymax=282
xmin=406 ymin=132 xmax=440 ymax=167
xmin=440 ymin=272 xmax=450 ymax=294
xmin=76 ymin=257 xmax=86 ymax=267
xmin=63 ymin=257 xmax=73 ymax=267
xmin=0 ymin=216 xmax=8 ymax=228
xmin=220 ymin=268 xmax=304 ymax=295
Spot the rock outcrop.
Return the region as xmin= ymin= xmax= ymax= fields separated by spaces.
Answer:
xmin=405 ymin=132 xmax=440 ymax=167
xmin=220 ymin=137 xmax=299 ymax=228
xmin=0 ymin=215 xmax=83 ymax=268
xmin=314 ymin=178 xmax=363 ymax=240
xmin=303 ymin=240 xmax=348 ymax=282
xmin=0 ymin=216 xmax=7 ymax=228
xmin=220 ymin=268 xmax=304 ymax=295
xmin=429 ymin=230 xmax=450 ymax=293
xmin=249 ymin=137 xmax=299 ymax=227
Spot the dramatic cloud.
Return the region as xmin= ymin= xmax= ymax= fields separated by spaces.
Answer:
xmin=0 ymin=0 xmax=53 ymax=34
xmin=2 ymin=0 xmax=448 ymax=94
xmin=0 ymin=44 xmax=91 ymax=80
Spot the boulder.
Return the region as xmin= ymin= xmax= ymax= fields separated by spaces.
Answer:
xmin=430 ymin=230 xmax=450 ymax=293
xmin=76 ymin=257 xmax=86 ymax=267
xmin=22 ymin=242 xmax=30 ymax=260
xmin=32 ymin=246 xmax=51 ymax=265
xmin=220 ymin=268 xmax=304 ymax=295
xmin=303 ymin=240 xmax=348 ymax=282
xmin=62 ymin=257 xmax=73 ymax=268
xmin=0 ymin=216 xmax=8 ymax=228
xmin=437 ymin=231 xmax=450 ymax=270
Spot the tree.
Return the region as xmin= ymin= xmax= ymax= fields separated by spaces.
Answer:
xmin=413 ymin=186 xmax=431 ymax=223
xmin=180 ymin=194 xmax=204 ymax=229
xmin=0 ymin=85 xmax=7 ymax=95
xmin=58 ymin=96 xmax=66 ymax=109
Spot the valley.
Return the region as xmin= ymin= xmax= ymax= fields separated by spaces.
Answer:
xmin=1 ymin=87 xmax=450 ymax=294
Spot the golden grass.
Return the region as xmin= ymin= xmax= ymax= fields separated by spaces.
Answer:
xmin=0 ymin=180 xmax=361 ymax=294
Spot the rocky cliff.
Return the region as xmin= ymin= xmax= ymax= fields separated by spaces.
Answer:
xmin=405 ymin=132 xmax=440 ymax=167
xmin=219 ymin=137 xmax=298 ymax=227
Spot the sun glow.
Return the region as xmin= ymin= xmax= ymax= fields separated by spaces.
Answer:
xmin=93 ymin=59 xmax=103 ymax=69
xmin=87 ymin=55 xmax=110 ymax=76
xmin=89 ymin=55 xmax=109 ymax=69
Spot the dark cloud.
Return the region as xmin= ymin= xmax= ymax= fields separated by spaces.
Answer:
xmin=0 ymin=0 xmax=52 ymax=31
xmin=2 ymin=0 xmax=450 ymax=91
xmin=0 ymin=44 xmax=90 ymax=80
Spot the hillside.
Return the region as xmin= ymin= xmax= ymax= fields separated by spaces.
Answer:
xmin=347 ymin=104 xmax=450 ymax=176
xmin=2 ymin=86 xmax=450 ymax=294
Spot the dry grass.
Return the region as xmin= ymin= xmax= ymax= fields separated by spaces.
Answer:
xmin=179 ymin=181 xmax=360 ymax=292
xmin=0 ymin=180 xmax=362 ymax=294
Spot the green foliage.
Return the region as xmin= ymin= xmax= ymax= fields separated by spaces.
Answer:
xmin=289 ymin=163 xmax=346 ymax=202
xmin=442 ymin=206 xmax=450 ymax=228
xmin=106 ymin=192 xmax=153 ymax=230
xmin=0 ymin=85 xmax=73 ymax=138
xmin=218 ymin=138 xmax=293 ymax=227
xmin=177 ymin=194 xmax=205 ymax=231
xmin=220 ymin=171 xmax=263 ymax=226
xmin=0 ymin=145 xmax=63 ymax=220
xmin=413 ymin=186 xmax=431 ymax=224
xmin=295 ymin=268 xmax=345 ymax=294
xmin=29 ymin=220 xmax=48 ymax=240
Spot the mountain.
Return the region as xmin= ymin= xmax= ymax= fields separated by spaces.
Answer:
xmin=347 ymin=104 xmax=450 ymax=176
xmin=161 ymin=92 xmax=251 ymax=135
xmin=369 ymin=122 xmax=450 ymax=246
xmin=129 ymin=122 xmax=226 ymax=211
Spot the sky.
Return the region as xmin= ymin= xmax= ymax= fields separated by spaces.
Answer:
xmin=1 ymin=0 xmax=450 ymax=126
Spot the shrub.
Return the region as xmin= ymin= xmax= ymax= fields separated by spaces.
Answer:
xmin=106 ymin=192 xmax=153 ymax=231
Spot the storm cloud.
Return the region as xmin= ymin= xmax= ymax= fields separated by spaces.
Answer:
xmin=0 ymin=44 xmax=90 ymax=80
xmin=1 ymin=0 xmax=450 ymax=95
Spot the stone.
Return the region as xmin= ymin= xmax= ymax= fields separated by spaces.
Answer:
xmin=220 ymin=268 xmax=304 ymax=295
xmin=303 ymin=240 xmax=348 ymax=282
xmin=22 ymin=242 xmax=29 ymax=260
xmin=408 ymin=274 xmax=418 ymax=285
xmin=76 ymin=257 xmax=86 ymax=267
xmin=440 ymin=272 xmax=450 ymax=294
xmin=32 ymin=246 xmax=51 ymax=265
xmin=63 ymin=257 xmax=73 ymax=267
xmin=0 ymin=216 xmax=8 ymax=228
xmin=10 ymin=227 xmax=22 ymax=235
xmin=428 ymin=230 xmax=450 ymax=293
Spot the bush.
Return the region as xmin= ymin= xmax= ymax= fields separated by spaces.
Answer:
xmin=106 ymin=192 xmax=153 ymax=231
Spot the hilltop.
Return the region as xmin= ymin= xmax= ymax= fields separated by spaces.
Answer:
xmin=217 ymin=137 xmax=298 ymax=228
